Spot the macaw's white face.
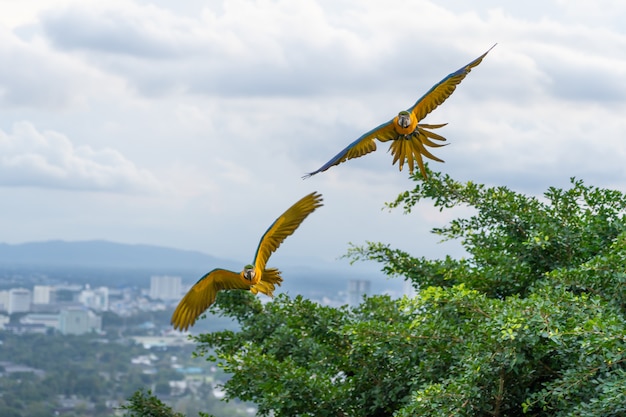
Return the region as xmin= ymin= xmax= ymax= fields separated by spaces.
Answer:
xmin=397 ymin=111 xmax=411 ymax=129
xmin=243 ymin=265 xmax=255 ymax=281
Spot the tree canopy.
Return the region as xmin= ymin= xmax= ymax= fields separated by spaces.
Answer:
xmin=164 ymin=171 xmax=626 ymax=416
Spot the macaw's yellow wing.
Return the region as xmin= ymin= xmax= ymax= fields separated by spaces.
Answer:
xmin=253 ymin=192 xmax=323 ymax=271
xmin=409 ymin=44 xmax=495 ymax=122
xmin=171 ymin=268 xmax=249 ymax=331
xmin=303 ymin=121 xmax=397 ymax=178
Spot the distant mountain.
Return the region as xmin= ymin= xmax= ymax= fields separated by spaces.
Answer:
xmin=0 ymin=240 xmax=404 ymax=296
xmin=0 ymin=240 xmax=239 ymax=271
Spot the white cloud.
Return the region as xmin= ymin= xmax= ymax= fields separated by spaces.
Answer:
xmin=0 ymin=25 xmax=127 ymax=109
xmin=0 ymin=121 xmax=161 ymax=192
xmin=38 ymin=0 xmax=470 ymax=97
xmin=40 ymin=1 xmax=202 ymax=58
xmin=1 ymin=0 xmax=626 ymax=267
xmin=31 ymin=0 xmax=626 ymax=112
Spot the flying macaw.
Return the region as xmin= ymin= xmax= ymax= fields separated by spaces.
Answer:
xmin=171 ymin=191 xmax=323 ymax=331
xmin=303 ymin=44 xmax=496 ymax=179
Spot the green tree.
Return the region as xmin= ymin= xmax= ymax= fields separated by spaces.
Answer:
xmin=191 ymin=171 xmax=625 ymax=416
xmin=120 ymin=389 xmax=185 ymax=417
xmin=120 ymin=389 xmax=217 ymax=417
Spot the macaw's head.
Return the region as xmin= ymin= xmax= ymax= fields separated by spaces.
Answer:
xmin=397 ymin=111 xmax=412 ymax=129
xmin=243 ymin=265 xmax=255 ymax=281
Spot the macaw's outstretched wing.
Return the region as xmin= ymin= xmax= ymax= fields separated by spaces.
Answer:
xmin=171 ymin=268 xmax=249 ymax=331
xmin=303 ymin=121 xmax=397 ymax=178
xmin=253 ymin=192 xmax=323 ymax=271
xmin=409 ymin=44 xmax=495 ymax=122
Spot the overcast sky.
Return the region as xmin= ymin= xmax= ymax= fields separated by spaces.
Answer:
xmin=1 ymin=0 xmax=625 ymax=274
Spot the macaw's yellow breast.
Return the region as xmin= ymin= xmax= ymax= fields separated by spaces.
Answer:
xmin=393 ymin=112 xmax=418 ymax=136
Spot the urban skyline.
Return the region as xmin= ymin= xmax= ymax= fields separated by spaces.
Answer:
xmin=0 ymin=272 xmax=382 ymax=336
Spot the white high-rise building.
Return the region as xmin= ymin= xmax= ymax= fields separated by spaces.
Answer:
xmin=347 ymin=280 xmax=371 ymax=307
xmin=149 ymin=275 xmax=182 ymax=301
xmin=0 ymin=290 xmax=9 ymax=312
xmin=8 ymin=288 xmax=32 ymax=314
xmin=59 ymin=307 xmax=101 ymax=335
xmin=79 ymin=286 xmax=109 ymax=311
xmin=33 ymin=285 xmax=54 ymax=304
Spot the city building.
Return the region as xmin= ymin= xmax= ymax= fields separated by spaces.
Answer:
xmin=79 ymin=286 xmax=109 ymax=311
xmin=8 ymin=288 xmax=32 ymax=314
xmin=33 ymin=285 xmax=54 ymax=304
xmin=58 ymin=307 xmax=102 ymax=335
xmin=53 ymin=284 xmax=83 ymax=304
xmin=347 ymin=280 xmax=371 ymax=307
xmin=149 ymin=275 xmax=182 ymax=301
xmin=21 ymin=313 xmax=60 ymax=330
xmin=0 ymin=290 xmax=9 ymax=312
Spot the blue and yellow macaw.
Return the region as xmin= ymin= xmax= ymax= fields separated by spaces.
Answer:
xmin=171 ymin=191 xmax=323 ymax=331
xmin=303 ymin=45 xmax=495 ymax=179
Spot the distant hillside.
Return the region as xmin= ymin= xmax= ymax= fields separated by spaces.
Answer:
xmin=0 ymin=240 xmax=239 ymax=271
xmin=0 ymin=240 xmax=404 ymax=296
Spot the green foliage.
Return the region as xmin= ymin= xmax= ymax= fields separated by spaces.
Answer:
xmin=193 ymin=171 xmax=626 ymax=417
xmin=120 ymin=389 xmax=186 ymax=417
xmin=349 ymin=173 xmax=626 ymax=298
xmin=197 ymin=293 xmax=356 ymax=416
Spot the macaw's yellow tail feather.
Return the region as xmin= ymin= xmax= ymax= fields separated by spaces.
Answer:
xmin=410 ymin=140 xmax=427 ymax=179
xmin=390 ymin=139 xmax=406 ymax=171
xmin=406 ymin=140 xmax=415 ymax=173
xmin=250 ymin=268 xmax=283 ymax=297
xmin=389 ymin=136 xmax=443 ymax=179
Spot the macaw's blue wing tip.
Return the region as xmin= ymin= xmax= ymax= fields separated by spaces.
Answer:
xmin=302 ymin=173 xmax=313 ymax=180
